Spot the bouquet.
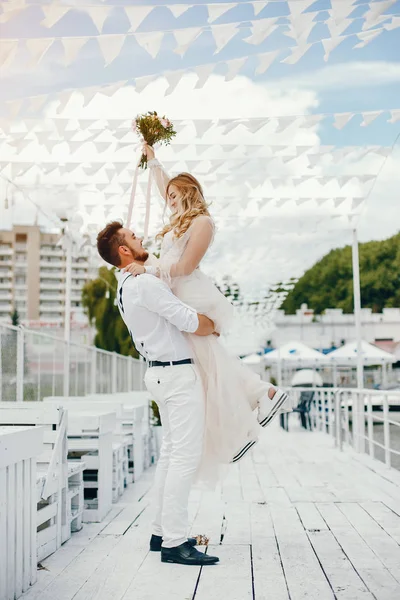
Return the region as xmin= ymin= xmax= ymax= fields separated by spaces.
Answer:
xmin=132 ymin=111 xmax=176 ymax=169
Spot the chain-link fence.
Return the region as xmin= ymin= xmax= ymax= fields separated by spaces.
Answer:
xmin=0 ymin=323 xmax=144 ymax=402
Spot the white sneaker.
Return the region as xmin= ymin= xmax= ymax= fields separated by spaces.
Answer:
xmin=231 ymin=438 xmax=258 ymax=463
xmin=258 ymin=389 xmax=291 ymax=428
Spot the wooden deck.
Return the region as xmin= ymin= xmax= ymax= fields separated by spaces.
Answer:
xmin=20 ymin=421 xmax=400 ymax=600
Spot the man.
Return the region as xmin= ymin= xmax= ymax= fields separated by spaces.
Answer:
xmin=97 ymin=221 xmax=219 ymax=567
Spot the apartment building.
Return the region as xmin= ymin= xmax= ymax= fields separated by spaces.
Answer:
xmin=0 ymin=225 xmax=89 ymax=322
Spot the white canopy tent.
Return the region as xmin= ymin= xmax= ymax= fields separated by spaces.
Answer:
xmin=328 ymin=341 xmax=396 ymax=366
xmin=263 ymin=341 xmax=328 ymax=385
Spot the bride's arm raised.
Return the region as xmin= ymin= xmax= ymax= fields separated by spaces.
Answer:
xmin=144 ymin=143 xmax=170 ymax=202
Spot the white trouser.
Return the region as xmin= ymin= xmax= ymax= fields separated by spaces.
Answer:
xmin=144 ymin=363 xmax=205 ymax=548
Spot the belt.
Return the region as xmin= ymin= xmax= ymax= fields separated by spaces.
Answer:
xmin=148 ymin=358 xmax=194 ymax=368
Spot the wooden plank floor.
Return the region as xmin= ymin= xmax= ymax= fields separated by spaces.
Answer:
xmin=21 ymin=421 xmax=400 ymax=600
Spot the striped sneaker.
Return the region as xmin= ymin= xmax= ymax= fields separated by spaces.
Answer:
xmin=258 ymin=389 xmax=290 ymax=428
xmin=231 ymin=438 xmax=258 ymax=463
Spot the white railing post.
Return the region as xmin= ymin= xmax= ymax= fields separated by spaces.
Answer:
xmin=383 ymin=395 xmax=391 ymax=468
xmin=63 ymin=340 xmax=70 ymax=398
xmin=111 ymin=352 xmax=118 ymax=393
xmin=334 ymin=391 xmax=342 ymax=451
xmin=90 ymin=348 xmax=97 ymax=394
xmin=127 ymin=357 xmax=133 ymax=391
xmin=16 ymin=326 xmax=25 ymax=402
xmin=366 ymin=392 xmax=374 ymax=460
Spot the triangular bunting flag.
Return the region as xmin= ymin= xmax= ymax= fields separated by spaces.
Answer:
xmin=85 ymin=7 xmax=112 ymax=33
xmin=274 ymin=116 xmax=298 ymax=133
xmin=173 ymin=27 xmax=202 ymax=57
xmin=165 ymin=70 xmax=185 ymax=96
xmin=211 ymin=23 xmax=238 ymax=54
xmin=244 ymin=18 xmax=279 ymax=45
xmin=333 ymin=112 xmax=354 ymax=130
xmin=351 ymin=197 xmax=364 ymax=210
xmin=0 ymin=40 xmax=18 ymax=69
xmin=354 ymin=28 xmax=384 ymax=48
xmin=384 ymin=16 xmax=400 ymax=31
xmin=194 ymin=120 xmax=214 ymax=137
xmin=360 ymin=111 xmax=381 ymax=126
xmin=169 ymin=5 xmax=190 ymax=18
xmin=208 ymin=3 xmax=237 ymax=23
xmin=62 ymin=37 xmax=88 ymax=67
xmin=295 ymin=198 xmax=311 ymax=205
xmin=321 ymin=36 xmax=345 ymax=62
xmin=26 ymin=38 xmax=54 ymax=67
xmin=225 ymin=56 xmax=248 ymax=81
xmin=287 ymin=0 xmax=317 ymax=18
xmin=98 ymin=35 xmax=126 ymax=66
xmin=388 ymin=109 xmax=400 ymax=123
xmin=330 ymin=0 xmax=356 ymax=24
xmin=194 ymin=64 xmax=215 ymax=89
xmin=281 ymin=42 xmax=312 ymax=64
xmin=255 ymin=49 xmax=279 ymax=75
xmin=124 ymin=6 xmax=153 ymax=32
xmin=316 ymin=198 xmax=329 ymax=206
xmin=135 ymin=31 xmax=164 ymax=58
xmin=326 ymin=15 xmax=351 ymax=37
xmin=252 ymin=2 xmax=269 ymax=17
xmin=246 ymin=118 xmax=269 ymax=133
xmin=41 ymin=6 xmax=70 ymax=28
xmin=134 ymin=74 xmax=157 ymax=93
xmin=338 ymin=176 xmax=355 ymax=187
xmin=362 ymin=0 xmax=395 ymax=30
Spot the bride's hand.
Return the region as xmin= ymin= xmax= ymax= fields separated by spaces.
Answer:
xmin=123 ymin=263 xmax=145 ymax=276
xmin=142 ymin=143 xmax=155 ymax=160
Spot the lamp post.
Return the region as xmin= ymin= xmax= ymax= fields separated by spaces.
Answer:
xmin=59 ymin=216 xmax=72 ymax=397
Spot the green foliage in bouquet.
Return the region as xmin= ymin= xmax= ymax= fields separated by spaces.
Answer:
xmin=132 ymin=111 xmax=176 ymax=169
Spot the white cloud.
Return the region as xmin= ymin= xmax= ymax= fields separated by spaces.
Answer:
xmin=271 ymin=61 xmax=400 ymax=91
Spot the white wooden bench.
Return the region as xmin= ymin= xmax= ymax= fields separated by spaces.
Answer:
xmin=45 ymin=394 xmax=153 ymax=482
xmin=0 ymin=425 xmax=43 ymax=600
xmin=58 ymin=409 xmax=116 ymax=522
xmin=0 ymin=403 xmax=86 ymax=561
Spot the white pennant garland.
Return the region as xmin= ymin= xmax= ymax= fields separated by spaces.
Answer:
xmin=208 ymin=2 xmax=237 ymax=23
xmin=244 ymin=18 xmax=279 ymax=45
xmin=225 ymin=56 xmax=248 ymax=81
xmin=211 ymin=23 xmax=239 ymax=54
xmin=281 ymin=42 xmax=311 ymax=64
xmin=255 ymin=49 xmax=279 ymax=75
xmin=360 ymin=111 xmax=381 ymax=127
xmin=41 ymin=6 xmax=70 ymax=28
xmin=169 ymin=4 xmax=190 ymax=19
xmin=0 ymin=40 xmax=18 ymax=68
xmin=62 ymin=37 xmax=88 ymax=67
xmin=354 ymin=28 xmax=384 ymax=48
xmin=333 ymin=113 xmax=354 ymax=130
xmin=194 ymin=64 xmax=215 ymax=88
xmin=85 ymin=7 xmax=112 ymax=34
xmin=124 ymin=6 xmax=153 ymax=32
xmin=287 ymin=0 xmax=317 ymax=18
xmin=173 ymin=27 xmax=202 ymax=57
xmin=135 ymin=31 xmax=164 ymax=59
xmin=98 ymin=35 xmax=126 ymax=66
xmin=165 ymin=70 xmax=186 ymax=96
xmin=321 ymin=36 xmax=345 ymax=61
xmin=252 ymin=2 xmax=269 ymax=17
xmin=362 ymin=0 xmax=396 ymax=30
xmin=26 ymin=38 xmax=54 ymax=67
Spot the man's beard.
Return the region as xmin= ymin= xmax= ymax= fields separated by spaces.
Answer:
xmin=132 ymin=248 xmax=149 ymax=262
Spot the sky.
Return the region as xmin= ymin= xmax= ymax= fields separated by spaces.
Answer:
xmin=0 ymin=0 xmax=399 ymax=314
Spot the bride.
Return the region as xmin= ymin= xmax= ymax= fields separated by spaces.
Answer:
xmin=124 ymin=144 xmax=291 ymax=486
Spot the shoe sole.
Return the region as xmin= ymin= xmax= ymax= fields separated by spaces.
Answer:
xmin=161 ymin=557 xmax=219 ymax=565
xmin=259 ymin=392 xmax=289 ymax=428
xmin=231 ymin=439 xmax=258 ymax=464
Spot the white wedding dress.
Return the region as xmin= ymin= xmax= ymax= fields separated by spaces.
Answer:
xmin=143 ymin=159 xmax=291 ymax=488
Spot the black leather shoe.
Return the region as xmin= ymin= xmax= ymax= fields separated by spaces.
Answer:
xmin=161 ymin=541 xmax=219 ymax=565
xmin=150 ymin=534 xmax=197 ymax=552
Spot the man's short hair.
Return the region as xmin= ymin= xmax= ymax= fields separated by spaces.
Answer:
xmin=97 ymin=220 xmax=125 ymax=267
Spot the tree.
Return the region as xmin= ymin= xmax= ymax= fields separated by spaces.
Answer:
xmin=281 ymin=231 xmax=400 ymax=314
xmin=81 ymin=266 xmax=139 ymax=358
xmin=11 ymin=308 xmax=19 ymax=326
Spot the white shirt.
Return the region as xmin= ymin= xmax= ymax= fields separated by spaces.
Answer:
xmin=116 ymin=272 xmax=199 ymax=362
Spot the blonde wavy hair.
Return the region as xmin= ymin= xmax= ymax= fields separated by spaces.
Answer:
xmin=156 ymin=173 xmax=211 ymax=241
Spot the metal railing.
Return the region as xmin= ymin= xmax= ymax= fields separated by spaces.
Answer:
xmin=0 ymin=323 xmax=145 ymax=402
xmin=288 ymin=387 xmax=400 ymax=470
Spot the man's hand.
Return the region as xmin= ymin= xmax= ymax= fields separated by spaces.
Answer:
xmin=123 ymin=263 xmax=145 ymax=276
